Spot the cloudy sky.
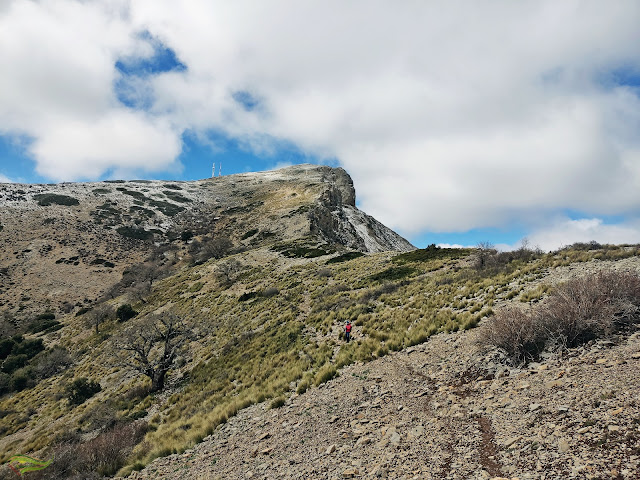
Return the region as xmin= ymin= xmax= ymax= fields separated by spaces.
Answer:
xmin=1 ymin=1 xmax=639 ymax=251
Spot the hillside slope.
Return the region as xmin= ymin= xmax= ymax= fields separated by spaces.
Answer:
xmin=127 ymin=313 xmax=640 ymax=480
xmin=0 ymin=165 xmax=413 ymax=322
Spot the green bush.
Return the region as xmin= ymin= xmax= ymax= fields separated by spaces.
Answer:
xmin=2 ymin=354 xmax=28 ymax=374
xmin=116 ymin=226 xmax=153 ymax=241
xmin=393 ymin=244 xmax=471 ymax=263
xmin=67 ymin=377 xmax=102 ymax=405
xmin=13 ymin=338 xmax=44 ymax=358
xmin=368 ymin=266 xmax=416 ymax=283
xmin=28 ymin=312 xmax=62 ymax=333
xmin=116 ymin=304 xmax=138 ymax=322
xmin=33 ymin=193 xmax=79 ymax=206
xmin=0 ymin=338 xmax=15 ymax=359
xmin=9 ymin=369 xmax=31 ymax=392
xmin=326 ymin=251 xmax=365 ymax=264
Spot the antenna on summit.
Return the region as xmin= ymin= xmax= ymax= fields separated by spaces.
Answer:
xmin=218 ymin=162 xmax=222 ymax=177
xmin=212 ymin=163 xmax=215 ymax=178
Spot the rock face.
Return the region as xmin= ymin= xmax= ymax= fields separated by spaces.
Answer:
xmin=0 ymin=164 xmax=413 ymax=319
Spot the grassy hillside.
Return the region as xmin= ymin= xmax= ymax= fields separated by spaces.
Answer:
xmin=2 ymin=240 xmax=639 ymax=477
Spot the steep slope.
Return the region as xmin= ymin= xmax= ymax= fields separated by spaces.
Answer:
xmin=0 ymin=165 xmax=413 ymax=322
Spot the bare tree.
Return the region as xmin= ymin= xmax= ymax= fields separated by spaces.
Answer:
xmin=475 ymin=241 xmax=496 ymax=269
xmin=216 ymin=258 xmax=243 ymax=286
xmin=86 ymin=304 xmax=114 ymax=335
xmin=117 ymin=313 xmax=192 ymax=392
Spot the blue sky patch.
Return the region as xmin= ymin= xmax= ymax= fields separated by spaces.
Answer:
xmin=114 ymin=32 xmax=186 ymax=109
xmin=232 ymin=91 xmax=261 ymax=112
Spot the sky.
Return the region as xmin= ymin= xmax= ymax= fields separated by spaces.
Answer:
xmin=1 ymin=1 xmax=640 ymax=251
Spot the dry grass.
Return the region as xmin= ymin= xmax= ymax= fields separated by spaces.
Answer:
xmin=2 ymin=244 xmax=639 ymax=474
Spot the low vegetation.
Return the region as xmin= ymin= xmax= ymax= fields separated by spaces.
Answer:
xmin=33 ymin=194 xmax=79 ymax=206
xmin=480 ymin=270 xmax=640 ymax=365
xmin=1 ymin=240 xmax=639 ymax=477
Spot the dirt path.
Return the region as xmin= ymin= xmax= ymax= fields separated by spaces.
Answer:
xmin=125 ymin=318 xmax=640 ymax=479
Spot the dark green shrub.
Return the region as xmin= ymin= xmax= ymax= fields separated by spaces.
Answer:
xmin=326 ymin=251 xmax=365 ymax=264
xmin=13 ymin=338 xmax=44 ymax=358
xmin=0 ymin=372 xmax=9 ymax=395
xmin=2 ymin=354 xmax=28 ymax=374
xmin=116 ymin=226 xmax=153 ymax=241
xmin=163 ymin=190 xmax=192 ymax=203
xmin=271 ymin=241 xmax=335 ymax=258
xmin=181 ymin=230 xmax=194 ymax=242
xmin=28 ymin=312 xmax=62 ymax=333
xmin=0 ymin=338 xmax=15 ymax=359
xmin=33 ymin=193 xmax=79 ymax=206
xmin=116 ymin=304 xmax=137 ymax=322
xmin=146 ymin=199 xmax=185 ymax=216
xmin=393 ymin=244 xmax=471 ymax=263
xmin=67 ymin=377 xmax=102 ymax=405
xmin=368 ymin=266 xmax=416 ymax=283
xmin=241 ymin=229 xmax=259 ymax=240
xmin=9 ymin=369 xmax=31 ymax=392
xmin=239 ymin=291 xmax=259 ymax=302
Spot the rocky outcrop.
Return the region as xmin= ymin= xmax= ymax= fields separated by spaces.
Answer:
xmin=308 ymin=166 xmax=414 ymax=253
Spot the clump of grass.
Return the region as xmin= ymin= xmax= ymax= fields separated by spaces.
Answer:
xmin=519 ymin=284 xmax=550 ymax=303
xmin=314 ymin=364 xmax=337 ymax=386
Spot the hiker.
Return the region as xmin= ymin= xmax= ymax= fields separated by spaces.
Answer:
xmin=345 ymin=320 xmax=352 ymax=343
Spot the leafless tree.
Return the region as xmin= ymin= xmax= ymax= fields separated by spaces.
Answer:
xmin=216 ymin=258 xmax=243 ymax=286
xmin=117 ymin=313 xmax=192 ymax=392
xmin=86 ymin=304 xmax=114 ymax=335
xmin=475 ymin=241 xmax=496 ymax=269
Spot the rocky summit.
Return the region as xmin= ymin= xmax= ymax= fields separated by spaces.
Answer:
xmin=0 ymin=164 xmax=413 ymax=320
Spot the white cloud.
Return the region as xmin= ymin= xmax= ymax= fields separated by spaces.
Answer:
xmin=502 ymin=217 xmax=640 ymax=252
xmin=0 ymin=173 xmax=13 ymax=183
xmin=1 ymin=1 xmax=640 ymax=246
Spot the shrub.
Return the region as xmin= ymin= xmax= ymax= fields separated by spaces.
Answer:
xmin=116 ymin=226 xmax=153 ymax=241
xmin=67 ymin=377 xmax=102 ymax=405
xmin=270 ymin=396 xmax=286 ymax=409
xmin=241 ymin=228 xmax=259 ymax=240
xmin=0 ymin=337 xmax=15 ymax=359
xmin=480 ymin=271 xmax=640 ymax=365
xmin=9 ymin=369 xmax=31 ymax=392
xmin=393 ymin=244 xmax=471 ymax=263
xmin=262 ymin=286 xmax=279 ymax=297
xmin=28 ymin=312 xmax=62 ymax=333
xmin=368 ymin=266 xmax=415 ymax=283
xmin=116 ymin=304 xmax=138 ymax=322
xmin=13 ymin=337 xmax=45 ymax=358
xmin=317 ymin=268 xmax=332 ymax=278
xmin=33 ymin=193 xmax=79 ymax=206
xmin=34 ymin=347 xmax=73 ymax=378
xmin=478 ymin=307 xmax=545 ymax=365
xmin=326 ymin=251 xmax=365 ymax=264
xmin=1 ymin=354 xmax=28 ymax=374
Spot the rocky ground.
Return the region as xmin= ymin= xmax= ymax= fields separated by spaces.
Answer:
xmin=125 ymin=319 xmax=640 ymax=480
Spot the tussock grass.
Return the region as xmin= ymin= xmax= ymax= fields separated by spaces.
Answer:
xmin=2 ymin=243 xmax=638 ymax=474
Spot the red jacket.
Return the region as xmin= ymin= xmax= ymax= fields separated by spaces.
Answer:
xmin=345 ymin=323 xmax=352 ymax=333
